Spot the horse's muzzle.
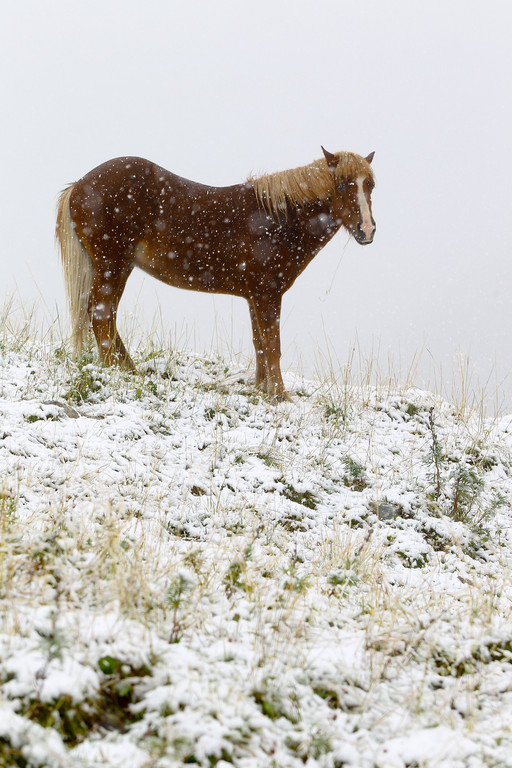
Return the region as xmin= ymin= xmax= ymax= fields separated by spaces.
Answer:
xmin=354 ymin=222 xmax=376 ymax=245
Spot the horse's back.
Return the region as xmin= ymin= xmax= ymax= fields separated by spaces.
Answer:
xmin=71 ymin=156 xmax=208 ymax=209
xmin=69 ymin=156 xmax=250 ymax=235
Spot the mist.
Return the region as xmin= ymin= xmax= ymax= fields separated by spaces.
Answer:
xmin=2 ymin=0 xmax=511 ymax=411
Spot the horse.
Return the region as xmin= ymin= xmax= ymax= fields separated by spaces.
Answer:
xmin=56 ymin=147 xmax=375 ymax=401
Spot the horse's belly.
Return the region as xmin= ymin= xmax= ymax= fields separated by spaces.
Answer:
xmin=133 ymin=241 xmax=246 ymax=295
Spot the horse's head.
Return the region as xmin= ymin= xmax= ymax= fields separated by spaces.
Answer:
xmin=322 ymin=147 xmax=376 ymax=245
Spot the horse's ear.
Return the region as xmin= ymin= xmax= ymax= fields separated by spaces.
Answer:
xmin=365 ymin=151 xmax=375 ymax=164
xmin=321 ymin=146 xmax=338 ymax=174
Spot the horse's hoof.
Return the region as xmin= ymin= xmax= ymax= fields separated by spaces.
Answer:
xmin=258 ymin=385 xmax=292 ymax=403
xmin=274 ymin=391 xmax=292 ymax=403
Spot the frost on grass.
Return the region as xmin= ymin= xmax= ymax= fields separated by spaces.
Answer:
xmin=1 ymin=335 xmax=512 ymax=767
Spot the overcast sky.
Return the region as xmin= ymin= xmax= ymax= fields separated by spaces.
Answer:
xmin=2 ymin=0 xmax=512 ymax=411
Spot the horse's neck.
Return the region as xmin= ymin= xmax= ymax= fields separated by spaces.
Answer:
xmin=285 ymin=198 xmax=341 ymax=253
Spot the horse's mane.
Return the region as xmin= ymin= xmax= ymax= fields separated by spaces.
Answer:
xmin=249 ymin=152 xmax=374 ymax=220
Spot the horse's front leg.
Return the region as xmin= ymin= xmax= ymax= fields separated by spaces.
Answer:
xmin=248 ymin=300 xmax=267 ymax=388
xmin=248 ymin=293 xmax=290 ymax=401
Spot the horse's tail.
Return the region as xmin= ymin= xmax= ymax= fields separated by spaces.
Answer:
xmin=56 ymin=185 xmax=94 ymax=353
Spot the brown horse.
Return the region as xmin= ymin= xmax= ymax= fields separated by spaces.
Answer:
xmin=56 ymin=147 xmax=375 ymax=400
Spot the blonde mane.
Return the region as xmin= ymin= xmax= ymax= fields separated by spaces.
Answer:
xmin=249 ymin=152 xmax=374 ymax=220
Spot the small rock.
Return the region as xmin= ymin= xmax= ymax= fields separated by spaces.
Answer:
xmin=43 ymin=400 xmax=81 ymax=419
xmin=369 ymin=502 xmax=403 ymax=520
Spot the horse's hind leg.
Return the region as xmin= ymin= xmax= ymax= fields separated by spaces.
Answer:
xmin=88 ymin=259 xmax=136 ymax=370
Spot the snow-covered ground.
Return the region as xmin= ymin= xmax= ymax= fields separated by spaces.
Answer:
xmin=1 ymin=331 xmax=512 ymax=767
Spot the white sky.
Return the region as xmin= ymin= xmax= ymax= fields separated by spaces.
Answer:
xmin=2 ymin=0 xmax=512 ymax=410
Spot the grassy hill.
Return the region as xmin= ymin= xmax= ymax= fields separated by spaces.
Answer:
xmin=1 ymin=328 xmax=512 ymax=767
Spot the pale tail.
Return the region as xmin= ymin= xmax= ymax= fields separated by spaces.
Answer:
xmin=56 ymin=185 xmax=94 ymax=353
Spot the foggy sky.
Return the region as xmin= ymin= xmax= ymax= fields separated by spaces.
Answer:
xmin=2 ymin=0 xmax=512 ymax=411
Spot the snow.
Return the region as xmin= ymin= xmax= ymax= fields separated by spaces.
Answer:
xmin=1 ymin=334 xmax=512 ymax=766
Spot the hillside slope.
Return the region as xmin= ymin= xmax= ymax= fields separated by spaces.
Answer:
xmin=1 ymin=337 xmax=512 ymax=767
